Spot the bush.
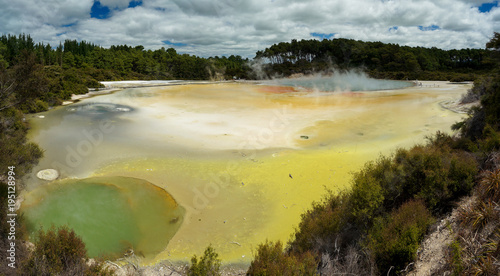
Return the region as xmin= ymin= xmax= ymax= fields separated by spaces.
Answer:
xmin=22 ymin=99 xmax=49 ymax=113
xmin=188 ymin=245 xmax=221 ymax=276
xmin=247 ymin=240 xmax=318 ymax=276
xmin=457 ymin=75 xmax=500 ymax=141
xmin=372 ymin=144 xmax=478 ymax=214
xmin=481 ymin=75 xmax=500 ymax=130
xmin=479 ymin=124 xmax=500 ymax=152
xmin=349 ymin=162 xmax=385 ymax=228
xmin=368 ymin=199 xmax=434 ymax=273
xmin=477 ymin=168 xmax=500 ymax=202
xmin=289 ymin=192 xmax=350 ymax=254
xmin=318 ymin=245 xmax=375 ymax=276
xmin=20 ymin=226 xmax=113 ymax=276
xmin=0 ymin=108 xmax=44 ymax=178
xmin=458 ymin=200 xmax=496 ymax=230
xmin=447 ymin=240 xmax=464 ymax=275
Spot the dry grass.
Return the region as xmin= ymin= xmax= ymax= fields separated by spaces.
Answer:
xmin=479 ymin=168 xmax=500 ymax=202
xmin=442 ymin=167 xmax=500 ymax=275
xmin=318 ymin=246 xmax=375 ymax=276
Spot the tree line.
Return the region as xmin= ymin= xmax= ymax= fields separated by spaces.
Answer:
xmin=255 ymin=38 xmax=494 ymax=80
xmin=0 ymin=34 xmax=255 ymax=112
xmin=0 ymin=33 xmax=252 ymax=83
xmin=0 ymin=34 xmax=497 ymax=111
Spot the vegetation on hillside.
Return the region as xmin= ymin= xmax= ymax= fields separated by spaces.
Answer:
xmin=443 ymin=168 xmax=500 ymax=275
xmin=1 ymin=34 xmax=251 ymax=83
xmin=255 ymin=38 xmax=493 ymax=81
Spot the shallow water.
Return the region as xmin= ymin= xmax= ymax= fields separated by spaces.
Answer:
xmin=23 ymin=81 xmax=468 ymax=265
xmin=21 ymin=176 xmax=184 ymax=258
xmin=270 ymin=73 xmax=413 ymax=92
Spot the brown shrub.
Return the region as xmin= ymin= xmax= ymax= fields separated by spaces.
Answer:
xmin=478 ymin=168 xmax=500 ymax=202
xmin=318 ymin=245 xmax=375 ymax=276
xmin=20 ymin=226 xmax=113 ymax=276
xmin=247 ymin=240 xmax=318 ymax=276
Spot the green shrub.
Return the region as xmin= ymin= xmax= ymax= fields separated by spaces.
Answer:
xmin=479 ymin=124 xmax=500 ymax=152
xmin=247 ymin=240 xmax=317 ymax=276
xmin=349 ymin=164 xmax=385 ymax=228
xmin=0 ymin=108 xmax=44 ymax=178
xmin=363 ymin=144 xmax=479 ymax=214
xmin=368 ymin=199 xmax=434 ymax=273
xmin=481 ymin=75 xmax=500 ymax=130
xmin=22 ymin=99 xmax=49 ymax=113
xmin=289 ymin=192 xmax=349 ymax=254
xmin=188 ymin=245 xmax=221 ymax=276
xmin=448 ymin=240 xmax=464 ymax=276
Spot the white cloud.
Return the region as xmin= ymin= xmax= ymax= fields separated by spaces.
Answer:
xmin=0 ymin=0 xmax=92 ymax=31
xmin=99 ymin=0 xmax=131 ymax=9
xmin=0 ymin=0 xmax=498 ymax=57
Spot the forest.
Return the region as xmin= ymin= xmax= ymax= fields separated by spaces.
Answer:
xmin=0 ymin=32 xmax=500 ymax=275
xmin=255 ymin=38 xmax=494 ymax=80
xmin=0 ymin=34 xmax=252 ymax=113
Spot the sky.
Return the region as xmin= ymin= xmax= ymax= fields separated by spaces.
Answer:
xmin=0 ymin=0 xmax=499 ymax=58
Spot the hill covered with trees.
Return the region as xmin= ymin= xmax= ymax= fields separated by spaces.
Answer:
xmin=255 ymin=38 xmax=494 ymax=81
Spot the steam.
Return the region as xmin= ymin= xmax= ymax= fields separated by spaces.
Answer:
xmin=247 ymin=58 xmax=412 ymax=92
xmin=269 ymin=70 xmax=412 ymax=92
xmin=247 ymin=59 xmax=270 ymax=80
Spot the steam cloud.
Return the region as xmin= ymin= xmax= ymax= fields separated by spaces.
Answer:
xmin=269 ymin=71 xmax=412 ymax=92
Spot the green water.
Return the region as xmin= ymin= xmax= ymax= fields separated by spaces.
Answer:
xmin=21 ymin=176 xmax=184 ymax=258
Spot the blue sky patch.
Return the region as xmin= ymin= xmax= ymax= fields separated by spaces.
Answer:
xmin=311 ymin=32 xmax=336 ymax=40
xmin=162 ymin=40 xmax=188 ymax=47
xmin=56 ymin=32 xmax=67 ymax=37
xmin=418 ymin=25 xmax=440 ymax=31
xmin=388 ymin=26 xmax=398 ymax=32
xmin=128 ymin=0 xmax=143 ymax=8
xmin=62 ymin=22 xmax=76 ymax=28
xmin=90 ymin=1 xmax=111 ymax=19
xmin=478 ymin=1 xmax=498 ymax=13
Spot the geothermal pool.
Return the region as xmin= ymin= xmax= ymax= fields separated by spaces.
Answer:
xmin=21 ymin=79 xmax=468 ymax=265
xmin=21 ymin=176 xmax=184 ymax=258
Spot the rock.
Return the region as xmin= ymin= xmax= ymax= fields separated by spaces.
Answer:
xmin=36 ymin=169 xmax=59 ymax=181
